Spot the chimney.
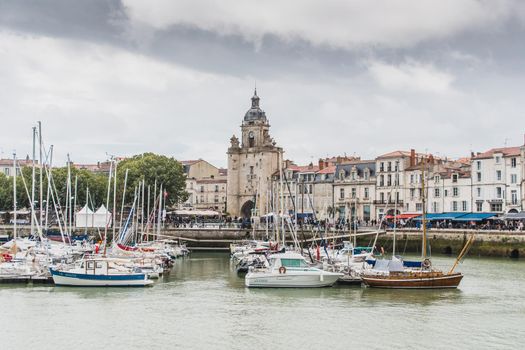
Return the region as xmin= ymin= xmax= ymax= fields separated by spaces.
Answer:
xmin=410 ymin=149 xmax=416 ymax=167
xmin=471 ymin=151 xmax=475 ymax=159
xmin=318 ymin=159 xmax=324 ymax=170
xmin=429 ymin=154 xmax=434 ymax=164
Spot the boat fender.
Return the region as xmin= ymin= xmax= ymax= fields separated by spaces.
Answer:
xmin=279 ymin=266 xmax=286 ymax=274
xmin=422 ymin=258 xmax=432 ymax=269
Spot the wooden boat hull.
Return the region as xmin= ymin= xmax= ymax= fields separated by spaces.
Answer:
xmin=362 ymin=273 xmax=463 ymax=289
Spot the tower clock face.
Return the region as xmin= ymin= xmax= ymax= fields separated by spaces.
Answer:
xmin=249 ymin=131 xmax=254 ymax=138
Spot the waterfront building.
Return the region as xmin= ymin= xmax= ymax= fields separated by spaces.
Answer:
xmin=375 ymin=150 xmax=414 ymax=218
xmin=0 ymin=157 xmax=34 ymax=176
xmin=471 ymin=146 xmax=523 ymax=214
xmin=182 ymin=159 xmax=227 ymax=212
xmin=427 ymin=161 xmax=472 ymax=214
xmin=226 ymin=89 xmax=282 ymax=218
xmin=333 ymin=159 xmax=376 ymax=223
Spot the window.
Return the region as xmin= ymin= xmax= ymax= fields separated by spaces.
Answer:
xmin=351 ymin=188 xmax=356 ymax=199
xmin=452 ymin=201 xmax=458 ymax=212
xmin=496 ymin=170 xmax=502 ymax=181
xmin=477 ymin=187 xmax=481 ymax=197
xmin=453 ymin=187 xmax=459 ymax=197
xmin=452 ymin=174 xmax=458 ymax=183
xmin=432 ymin=202 xmax=439 ymax=213
xmin=394 ymin=174 xmax=399 ymax=186
xmin=214 ymin=195 xmax=219 ymax=203
xmin=495 ymin=156 xmax=500 ymax=164
xmin=434 ymin=188 xmax=440 ymax=197
xmin=3 ymin=168 xmax=9 ymax=176
xmin=340 ymin=188 xmax=345 ymax=199
xmin=394 ymin=161 xmax=399 ymax=172
xmin=462 ymin=201 xmax=467 ymax=212
xmin=511 ymin=174 xmax=517 ymax=184
xmin=250 ymin=166 xmax=254 ymax=175
xmin=511 ymin=158 xmax=517 ymax=168
xmin=410 ymin=174 xmax=414 ymax=184
xmin=477 ymin=161 xmax=481 ymax=170
xmin=511 ymin=190 xmax=518 ymax=205
xmin=387 ymin=175 xmax=392 ymax=186
xmin=444 ymin=189 xmax=448 ymax=197
xmin=379 ymin=175 xmax=384 ymax=187
xmin=214 ymin=185 xmax=219 ymax=192
xmin=491 ymin=203 xmax=503 ymax=212
xmin=280 ymin=259 xmax=308 ymax=268
xmin=476 ymin=202 xmax=483 ymax=212
xmin=416 ymin=203 xmax=422 ymax=211
xmin=410 ymin=188 xmax=415 ymax=199
xmin=351 ymin=172 xmax=356 ymax=180
xmin=477 ymin=172 xmax=482 ymax=182
xmin=496 ymin=187 xmax=502 ymax=198
xmin=200 ymin=186 xmax=204 ymax=193
xmin=364 ymin=171 xmax=369 ymax=180
xmin=387 ymin=162 xmax=392 ymax=172
xmin=434 ymin=175 xmax=440 ymax=183
xmin=380 ymin=192 xmax=384 ymax=202
xmin=364 ymin=187 xmax=369 ymax=199
xmin=380 ymin=162 xmax=384 ymax=172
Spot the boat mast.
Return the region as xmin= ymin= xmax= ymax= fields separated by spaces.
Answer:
xmin=103 ymin=158 xmax=113 ymax=255
xmin=119 ymin=168 xmax=129 ymax=232
xmin=421 ymin=157 xmax=427 ymax=259
xmin=13 ymin=152 xmax=17 ymax=240
xmin=393 ymin=161 xmax=399 ymax=256
xmin=38 ymin=121 xmax=43 ymax=229
xmin=31 ymin=126 xmax=36 ymax=236
xmin=279 ymin=150 xmax=285 ymax=246
xmin=157 ymin=184 xmax=163 ymax=241
xmin=44 ymin=145 xmax=53 ymax=230
xmin=112 ymin=159 xmax=118 ymax=241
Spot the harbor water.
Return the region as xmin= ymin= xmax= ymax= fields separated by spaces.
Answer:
xmin=1 ymin=253 xmax=523 ymax=350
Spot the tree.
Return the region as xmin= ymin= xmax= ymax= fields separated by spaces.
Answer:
xmin=116 ymin=153 xmax=188 ymax=207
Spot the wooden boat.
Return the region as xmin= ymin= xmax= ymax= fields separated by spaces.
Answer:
xmin=362 ymin=271 xmax=463 ymax=289
xmin=362 ymin=158 xmax=474 ymax=289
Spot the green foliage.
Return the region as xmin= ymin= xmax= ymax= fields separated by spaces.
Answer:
xmin=0 ymin=153 xmax=188 ymax=211
xmin=117 ymin=153 xmax=188 ymax=207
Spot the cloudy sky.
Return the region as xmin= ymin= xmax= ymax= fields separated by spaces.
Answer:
xmin=1 ymin=0 xmax=524 ymax=167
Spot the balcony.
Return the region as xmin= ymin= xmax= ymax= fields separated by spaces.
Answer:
xmin=374 ymin=200 xmax=404 ymax=205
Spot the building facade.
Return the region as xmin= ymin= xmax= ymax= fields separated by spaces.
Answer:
xmin=182 ymin=159 xmax=227 ymax=212
xmin=227 ymin=90 xmax=282 ymax=218
xmin=333 ymin=160 xmax=376 ymax=223
xmin=471 ymin=147 xmax=523 ymax=214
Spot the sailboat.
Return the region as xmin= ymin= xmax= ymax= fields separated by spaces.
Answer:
xmin=362 ymin=158 xmax=474 ymax=289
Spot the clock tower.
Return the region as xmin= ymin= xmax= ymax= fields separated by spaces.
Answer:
xmin=227 ymin=89 xmax=282 ymax=218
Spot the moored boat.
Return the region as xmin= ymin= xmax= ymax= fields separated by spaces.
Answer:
xmin=245 ymin=252 xmax=343 ymax=288
xmin=50 ymin=258 xmax=153 ymax=287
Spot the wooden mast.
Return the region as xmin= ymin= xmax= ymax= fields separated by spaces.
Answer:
xmin=421 ymin=156 xmax=427 ymax=259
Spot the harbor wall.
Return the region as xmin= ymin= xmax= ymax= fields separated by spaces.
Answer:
xmin=1 ymin=226 xmax=523 ymax=258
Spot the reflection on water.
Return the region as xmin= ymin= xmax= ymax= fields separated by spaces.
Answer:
xmin=0 ymin=252 xmax=523 ymax=350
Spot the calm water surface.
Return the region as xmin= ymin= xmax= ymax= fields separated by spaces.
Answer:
xmin=0 ymin=253 xmax=523 ymax=350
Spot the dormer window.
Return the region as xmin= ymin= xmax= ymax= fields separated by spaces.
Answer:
xmin=339 ymin=170 xmax=345 ymax=179
xmin=452 ymin=174 xmax=458 ymax=183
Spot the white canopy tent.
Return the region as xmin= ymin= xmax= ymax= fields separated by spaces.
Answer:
xmin=94 ymin=204 xmax=112 ymax=228
xmin=75 ymin=205 xmax=94 ymax=228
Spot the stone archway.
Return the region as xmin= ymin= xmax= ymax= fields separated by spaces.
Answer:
xmin=241 ymin=200 xmax=255 ymax=219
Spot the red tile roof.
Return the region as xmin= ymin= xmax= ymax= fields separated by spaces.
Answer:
xmin=472 ymin=147 xmax=521 ymax=159
xmin=317 ymin=165 xmax=337 ymax=174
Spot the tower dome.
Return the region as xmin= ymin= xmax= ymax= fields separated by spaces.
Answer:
xmin=244 ymin=88 xmax=267 ymax=122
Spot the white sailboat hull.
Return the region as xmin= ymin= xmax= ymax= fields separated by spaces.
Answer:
xmin=245 ymin=270 xmax=342 ymax=288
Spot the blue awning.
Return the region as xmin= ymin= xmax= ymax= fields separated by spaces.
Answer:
xmin=453 ymin=213 xmax=497 ymax=221
xmin=413 ymin=212 xmax=468 ymax=221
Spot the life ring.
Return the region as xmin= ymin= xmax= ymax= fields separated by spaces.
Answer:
xmin=279 ymin=266 xmax=287 ymax=274
xmin=422 ymin=258 xmax=432 ymax=269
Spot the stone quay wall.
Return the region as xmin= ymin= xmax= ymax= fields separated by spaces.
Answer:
xmin=1 ymin=226 xmax=523 ymax=258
